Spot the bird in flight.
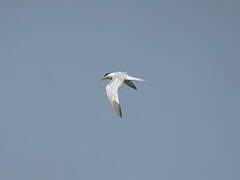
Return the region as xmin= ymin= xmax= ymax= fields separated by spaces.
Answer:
xmin=98 ymin=72 xmax=144 ymax=117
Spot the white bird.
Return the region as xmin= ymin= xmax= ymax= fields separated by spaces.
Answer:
xmin=98 ymin=72 xmax=144 ymax=117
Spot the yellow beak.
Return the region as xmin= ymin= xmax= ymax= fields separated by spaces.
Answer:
xmin=97 ymin=77 xmax=108 ymax=81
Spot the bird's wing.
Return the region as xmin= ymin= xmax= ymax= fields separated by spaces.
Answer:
xmin=124 ymin=80 xmax=137 ymax=90
xmin=106 ymin=81 xmax=123 ymax=117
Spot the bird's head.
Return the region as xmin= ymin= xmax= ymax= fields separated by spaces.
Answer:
xmin=97 ymin=72 xmax=113 ymax=81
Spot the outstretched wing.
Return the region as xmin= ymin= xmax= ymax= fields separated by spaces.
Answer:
xmin=106 ymin=82 xmax=123 ymax=117
xmin=124 ymin=80 xmax=137 ymax=90
xmin=112 ymin=100 xmax=122 ymax=117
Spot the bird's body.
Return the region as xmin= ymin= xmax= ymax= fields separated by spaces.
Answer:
xmin=98 ymin=72 xmax=144 ymax=117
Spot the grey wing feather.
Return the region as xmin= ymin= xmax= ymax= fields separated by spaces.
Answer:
xmin=112 ymin=100 xmax=122 ymax=117
xmin=124 ymin=80 xmax=137 ymax=90
xmin=106 ymin=84 xmax=123 ymax=117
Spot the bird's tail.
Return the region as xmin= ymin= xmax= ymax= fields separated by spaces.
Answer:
xmin=127 ymin=76 xmax=144 ymax=81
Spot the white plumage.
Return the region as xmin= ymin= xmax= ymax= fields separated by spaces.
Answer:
xmin=98 ymin=72 xmax=144 ymax=117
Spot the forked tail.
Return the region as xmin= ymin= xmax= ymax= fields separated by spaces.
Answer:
xmin=127 ymin=76 xmax=144 ymax=81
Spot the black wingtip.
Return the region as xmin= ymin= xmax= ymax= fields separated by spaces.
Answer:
xmin=124 ymin=80 xmax=137 ymax=90
xmin=112 ymin=100 xmax=123 ymax=117
xmin=118 ymin=108 xmax=123 ymax=118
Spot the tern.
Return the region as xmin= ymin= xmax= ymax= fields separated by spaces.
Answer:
xmin=98 ymin=72 xmax=144 ymax=117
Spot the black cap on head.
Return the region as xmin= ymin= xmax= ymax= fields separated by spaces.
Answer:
xmin=104 ymin=72 xmax=111 ymax=77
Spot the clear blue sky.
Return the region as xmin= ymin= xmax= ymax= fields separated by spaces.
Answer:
xmin=1 ymin=0 xmax=240 ymax=179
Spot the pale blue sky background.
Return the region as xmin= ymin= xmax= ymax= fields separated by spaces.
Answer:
xmin=1 ymin=0 xmax=240 ymax=179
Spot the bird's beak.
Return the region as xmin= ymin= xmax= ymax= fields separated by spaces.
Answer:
xmin=97 ymin=77 xmax=107 ymax=81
